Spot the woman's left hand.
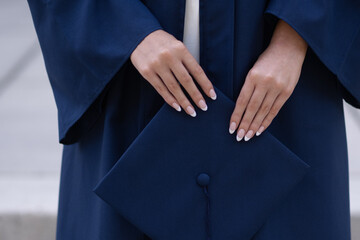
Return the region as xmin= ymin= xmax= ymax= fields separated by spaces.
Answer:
xmin=229 ymin=19 xmax=308 ymax=141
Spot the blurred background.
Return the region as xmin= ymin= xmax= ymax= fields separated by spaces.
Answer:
xmin=0 ymin=1 xmax=359 ymax=239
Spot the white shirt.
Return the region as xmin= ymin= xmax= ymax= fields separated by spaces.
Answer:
xmin=183 ymin=0 xmax=200 ymax=63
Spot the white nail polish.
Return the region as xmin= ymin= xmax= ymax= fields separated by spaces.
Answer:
xmin=187 ymin=106 xmax=196 ymax=117
xmin=199 ymin=99 xmax=208 ymax=111
xmin=209 ymin=89 xmax=217 ymax=100
xmin=172 ymin=103 xmax=181 ymax=112
xmin=244 ymin=130 xmax=253 ymax=141
xmin=229 ymin=122 xmax=236 ymax=134
xmin=256 ymin=126 xmax=264 ymax=136
xmin=236 ymin=129 xmax=245 ymax=141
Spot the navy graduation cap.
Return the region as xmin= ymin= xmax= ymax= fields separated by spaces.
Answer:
xmin=93 ymin=86 xmax=311 ymax=240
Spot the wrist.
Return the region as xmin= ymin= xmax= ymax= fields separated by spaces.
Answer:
xmin=269 ymin=20 xmax=308 ymax=60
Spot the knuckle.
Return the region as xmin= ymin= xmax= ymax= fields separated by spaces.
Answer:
xmin=193 ymin=65 xmax=205 ymax=76
xmin=167 ymin=81 xmax=179 ymax=92
xmin=248 ymin=101 xmax=259 ymax=111
xmin=248 ymin=68 xmax=260 ymax=80
xmin=237 ymin=97 xmax=247 ymax=107
xmin=283 ymin=87 xmax=293 ymax=96
xmin=153 ymin=83 xmax=163 ymax=93
xmin=149 ymin=58 xmax=161 ymax=68
xmin=274 ymin=79 xmax=286 ymax=89
xmin=269 ymin=106 xmax=278 ymax=116
xmin=262 ymin=118 xmax=271 ymax=128
xmin=180 ymin=75 xmax=192 ymax=85
xmin=263 ymin=74 xmax=275 ymax=83
xmin=177 ymin=70 xmax=189 ymax=80
xmin=261 ymin=104 xmax=271 ymax=113
xmin=159 ymin=48 xmax=172 ymax=60
xmin=173 ymin=40 xmax=186 ymax=52
xmin=140 ymin=66 xmax=152 ymax=77
xmin=258 ymin=75 xmax=275 ymax=87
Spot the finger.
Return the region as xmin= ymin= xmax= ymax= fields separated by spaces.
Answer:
xmin=238 ymin=86 xmax=267 ymax=141
xmin=182 ymin=51 xmax=217 ymax=100
xmin=228 ymin=79 xmax=255 ymax=136
xmin=260 ymin=92 xmax=289 ymax=132
xmin=157 ymin=67 xmax=197 ymax=117
xmin=247 ymin=90 xmax=279 ymax=137
xmin=146 ymin=71 xmax=182 ymax=112
xmin=170 ymin=61 xmax=208 ymax=111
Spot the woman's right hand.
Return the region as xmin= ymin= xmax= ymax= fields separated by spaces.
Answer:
xmin=130 ymin=29 xmax=217 ymax=117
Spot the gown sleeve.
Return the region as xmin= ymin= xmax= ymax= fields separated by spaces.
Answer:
xmin=27 ymin=0 xmax=163 ymax=144
xmin=264 ymin=0 xmax=360 ymax=108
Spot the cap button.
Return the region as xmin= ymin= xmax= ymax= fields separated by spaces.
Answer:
xmin=197 ymin=173 xmax=210 ymax=187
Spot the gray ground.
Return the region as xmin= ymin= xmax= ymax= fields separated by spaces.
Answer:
xmin=0 ymin=0 xmax=359 ymax=239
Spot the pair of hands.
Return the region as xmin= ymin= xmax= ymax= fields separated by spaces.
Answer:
xmin=130 ymin=20 xmax=308 ymax=141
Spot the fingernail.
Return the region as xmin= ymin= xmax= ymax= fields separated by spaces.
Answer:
xmin=199 ymin=99 xmax=208 ymax=111
xmin=244 ymin=130 xmax=253 ymax=141
xmin=187 ymin=106 xmax=196 ymax=117
xmin=209 ymin=89 xmax=217 ymax=100
xmin=172 ymin=102 xmax=181 ymax=112
xmin=229 ymin=122 xmax=236 ymax=134
xmin=256 ymin=126 xmax=264 ymax=136
xmin=236 ymin=129 xmax=245 ymax=141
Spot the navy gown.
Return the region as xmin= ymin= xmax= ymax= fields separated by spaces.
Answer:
xmin=27 ymin=0 xmax=360 ymax=239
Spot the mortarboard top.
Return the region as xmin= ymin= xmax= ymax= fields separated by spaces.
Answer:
xmin=93 ymin=86 xmax=310 ymax=240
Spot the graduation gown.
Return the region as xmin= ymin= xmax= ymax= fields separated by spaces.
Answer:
xmin=27 ymin=0 xmax=360 ymax=239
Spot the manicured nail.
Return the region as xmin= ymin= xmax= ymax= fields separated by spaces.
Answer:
xmin=187 ymin=106 xmax=196 ymax=117
xmin=256 ymin=126 xmax=264 ymax=136
xmin=199 ymin=99 xmax=208 ymax=111
xmin=244 ymin=130 xmax=254 ymax=141
xmin=236 ymin=129 xmax=245 ymax=141
xmin=229 ymin=122 xmax=236 ymax=134
xmin=172 ymin=102 xmax=181 ymax=112
xmin=209 ymin=89 xmax=217 ymax=100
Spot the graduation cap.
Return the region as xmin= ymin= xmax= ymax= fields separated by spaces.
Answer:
xmin=93 ymin=86 xmax=311 ymax=240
